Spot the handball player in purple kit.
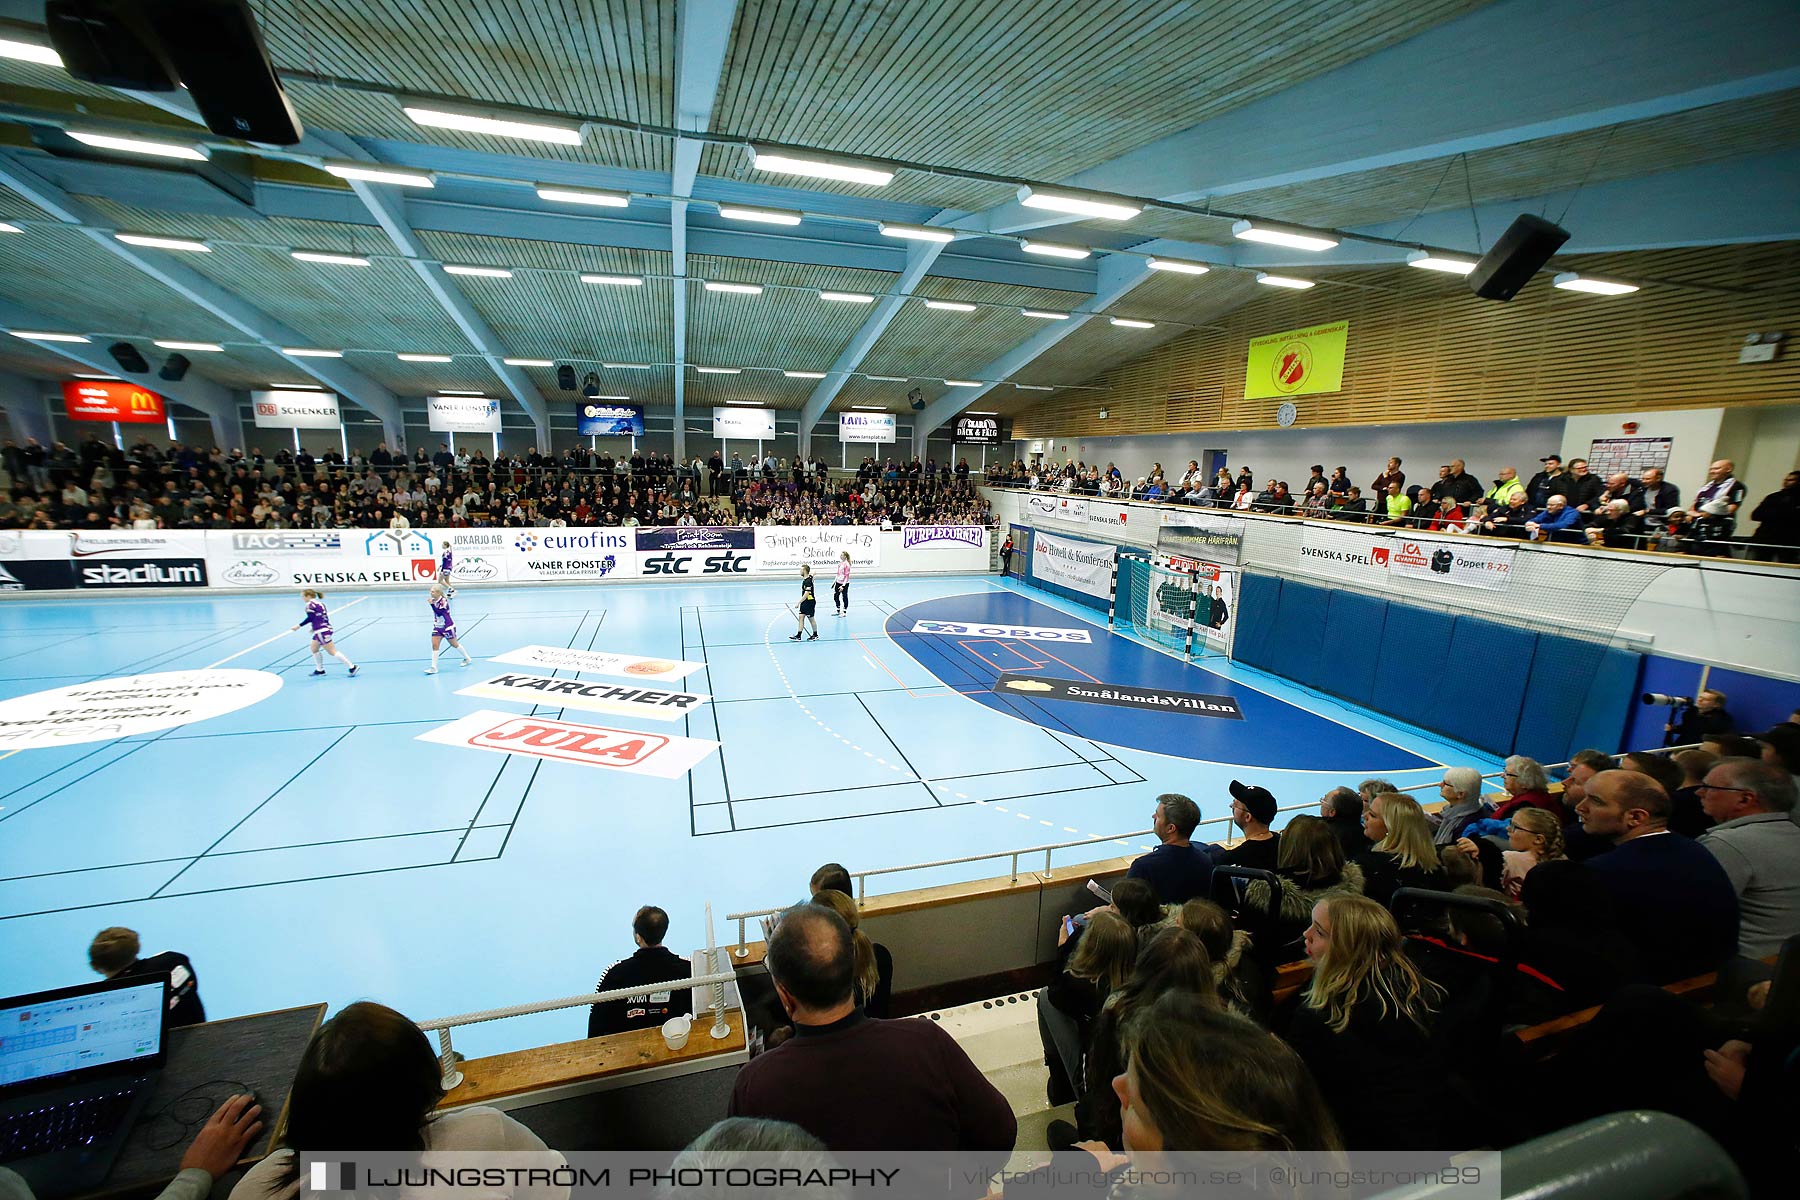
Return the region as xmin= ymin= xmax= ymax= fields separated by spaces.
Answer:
xmin=290 ymin=588 xmax=357 ymax=677
xmin=426 ymin=582 xmax=472 ymax=674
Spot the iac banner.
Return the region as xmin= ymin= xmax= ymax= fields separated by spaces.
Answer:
xmin=1244 ymin=320 xmax=1349 ymax=400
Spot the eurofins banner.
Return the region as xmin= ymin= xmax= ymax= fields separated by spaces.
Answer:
xmin=1244 ymin=320 xmax=1348 ymax=400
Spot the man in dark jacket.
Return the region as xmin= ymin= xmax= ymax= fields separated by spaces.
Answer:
xmin=1560 ymin=458 xmax=1606 ymax=515
xmin=1635 ymin=467 xmax=1681 ymax=521
xmin=1525 ymin=455 xmax=1568 ymax=508
xmin=588 ymin=906 xmax=693 ymax=1037
xmin=1749 ymin=470 xmax=1800 ymax=563
xmin=89 ymin=927 xmax=206 ymax=1026
xmin=1128 ymin=793 xmax=1214 ymax=903
xmin=1432 ymin=459 xmax=1484 ymax=506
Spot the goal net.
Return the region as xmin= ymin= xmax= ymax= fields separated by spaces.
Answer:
xmin=1114 ymin=554 xmax=1237 ymax=660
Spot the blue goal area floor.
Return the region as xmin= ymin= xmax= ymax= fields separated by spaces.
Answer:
xmin=0 ymin=574 xmax=1494 ymax=1056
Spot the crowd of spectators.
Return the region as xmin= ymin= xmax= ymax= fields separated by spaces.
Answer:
xmin=988 ymin=452 xmax=1800 ymax=559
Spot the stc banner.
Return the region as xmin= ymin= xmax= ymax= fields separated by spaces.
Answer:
xmin=62 ymin=381 xmax=166 ymax=423
xmin=1030 ymin=530 xmax=1115 ymax=600
xmin=1244 ymin=320 xmax=1349 ymax=400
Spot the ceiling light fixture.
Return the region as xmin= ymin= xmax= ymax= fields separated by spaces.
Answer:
xmin=783 ymin=370 xmax=827 ymax=379
xmin=11 ymin=331 xmax=89 ymax=343
xmin=0 ymin=222 xmax=20 ymax=234
xmin=605 ymin=363 xmax=653 ymax=369
xmin=1552 ymin=272 xmax=1639 ymax=295
xmin=1021 ymin=240 xmax=1091 ymax=260
xmin=717 ymin=205 xmax=801 ymax=226
xmin=115 ymin=233 xmax=209 ymax=252
xmin=1255 ymin=272 xmax=1316 ymax=289
xmin=503 ymin=358 xmax=555 ymax=367
xmin=291 ymin=250 xmax=370 ymax=266
xmin=0 ymin=36 xmax=61 ymax=66
xmin=397 ymin=353 xmax=454 ymax=363
xmin=270 ymin=382 xmax=326 ymax=390
xmin=1015 ymin=384 xmax=1054 ymax=391
xmin=945 ymin=379 xmax=982 ymax=387
xmin=1016 ymin=187 xmax=1140 ymax=221
xmin=1022 ymin=309 xmax=1069 ymax=320
xmin=703 ymin=281 xmax=764 ymax=295
xmin=282 ymin=347 xmax=344 ymax=357
xmin=154 ymin=340 xmax=223 ymax=351
xmin=965 ymin=410 xmax=999 ymax=416
xmin=881 ymin=223 xmax=955 ymax=243
xmin=69 ymin=132 xmax=208 ymax=161
xmin=440 ymin=389 xmax=486 ymax=395
xmin=72 ymin=372 xmax=120 ymax=380
xmin=696 ymin=366 xmax=740 ymax=374
xmin=402 ymin=103 xmax=583 ymax=146
xmin=925 ymin=300 xmax=976 ymax=312
xmin=866 ymin=376 xmax=907 ymax=382
xmin=819 ymin=291 xmax=874 ymax=303
xmin=321 ymin=162 xmax=435 ymax=187
xmin=851 ymin=405 xmax=890 ymax=410
xmin=581 ymin=274 xmax=642 ymax=286
xmin=1406 ymin=250 xmax=1478 ymax=275
xmin=1147 ymin=258 xmax=1210 ymax=275
xmin=751 ymin=148 xmax=894 ymax=187
xmin=443 ymin=264 xmax=513 ymax=278
xmin=535 ymin=185 xmax=629 ymax=208
xmin=725 ymin=399 xmax=763 ymax=405
xmin=1109 ymin=317 xmax=1155 ymax=329
xmin=1232 ymin=220 xmax=1338 ymax=251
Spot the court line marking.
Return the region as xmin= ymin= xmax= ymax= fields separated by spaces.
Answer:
xmin=206 ymin=596 xmax=370 ymax=669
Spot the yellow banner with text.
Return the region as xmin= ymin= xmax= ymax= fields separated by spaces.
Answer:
xmin=1244 ymin=320 xmax=1349 ymax=400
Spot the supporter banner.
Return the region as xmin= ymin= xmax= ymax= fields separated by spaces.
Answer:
xmin=1244 ymin=320 xmax=1348 ymax=400
xmin=838 ymin=411 xmax=897 ymax=443
xmin=1157 ymin=514 xmax=1246 ymax=564
xmin=77 ymin=558 xmax=208 ymax=589
xmin=0 ymin=560 xmax=76 ymax=591
xmin=490 ymin=645 xmax=706 ymax=682
xmin=953 ymin=415 xmax=1002 ymax=445
xmin=1087 ymin=504 xmax=1133 ymax=533
xmin=712 ymin=407 xmax=775 ymax=439
xmin=62 ymin=380 xmax=165 ymax=423
xmin=252 ymin=389 xmax=341 ymax=430
xmin=899 ymin=525 xmax=987 ymax=552
xmin=754 ymin=526 xmax=881 ymax=572
xmin=1297 ymin=524 xmax=1394 ymax=584
xmin=417 ymin=709 xmax=719 ymax=779
xmin=634 ymin=526 xmax=754 ymax=552
xmin=1387 ymin=535 xmax=1516 ymax=591
xmin=993 ymin=673 xmax=1244 ymax=721
xmin=1030 ymin=530 xmax=1115 ymax=600
xmin=72 ymin=531 xmax=208 ymax=559
xmin=428 ymin=395 xmax=502 ymax=434
xmin=457 ymin=672 xmax=710 ymax=723
xmin=576 ymin=403 xmax=643 ymax=436
xmin=909 ymin=620 xmax=1091 ymax=644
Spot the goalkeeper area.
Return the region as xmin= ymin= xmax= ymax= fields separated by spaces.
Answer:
xmin=1111 ymin=554 xmax=1238 ymax=661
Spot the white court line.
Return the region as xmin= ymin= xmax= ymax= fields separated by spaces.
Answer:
xmin=206 ymin=596 xmax=369 ymax=669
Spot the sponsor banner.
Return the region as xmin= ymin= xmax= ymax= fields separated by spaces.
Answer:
xmin=634 ymin=526 xmax=755 ymax=552
xmin=444 ymin=529 xmax=509 ymax=554
xmin=62 ymin=380 xmax=165 ymax=423
xmin=838 ymin=411 xmax=896 ymax=443
xmin=900 ymin=525 xmax=987 ymax=552
xmin=577 ymin=402 xmax=644 ymax=436
xmin=72 ymin=531 xmax=208 ymax=559
xmin=1030 ymin=530 xmax=1116 ymax=600
xmin=216 ymin=557 xmax=434 ymax=588
xmin=953 ymin=415 xmax=1002 ymax=445
xmin=490 ymin=645 xmax=705 ymax=682
xmin=1023 ymin=494 xmax=1062 ymax=522
xmin=504 ymin=550 xmax=631 ymax=583
xmin=754 ymin=526 xmax=880 ymax=572
xmin=428 ymin=395 xmax=503 ymax=434
xmin=447 ymin=555 xmax=503 ymax=583
xmin=1244 ymin=320 xmax=1349 ymax=400
xmin=1297 ymin=524 xmax=1393 ymax=584
xmin=1157 ymin=514 xmax=1246 ymax=564
xmin=0 ymin=531 xmax=71 ymax=560
xmin=1387 ymin=535 xmax=1516 ymax=591
xmin=638 ymin=547 xmax=753 ymax=577
xmin=456 ymin=672 xmax=710 ymax=723
xmin=78 ymin=558 xmax=208 ymax=589
xmin=1054 ymin=497 xmax=1089 ymax=524
xmin=909 ymin=620 xmax=1092 ymax=644
xmin=993 ymin=673 xmax=1244 ymax=721
xmin=252 ymin=389 xmax=341 ymax=429
xmin=0 ymin=560 xmax=76 ymax=591
xmin=416 ymin=709 xmax=719 ymax=779
xmin=0 ymin=669 xmax=282 ymax=748
xmin=342 ymin=527 xmax=441 ymax=582
xmin=226 ymin=530 xmax=344 ymax=553
xmin=712 ymin=406 xmax=776 ymax=439
xmin=1156 ymin=564 xmax=1236 ymax=647
xmin=1087 ymin=505 xmax=1132 ymax=533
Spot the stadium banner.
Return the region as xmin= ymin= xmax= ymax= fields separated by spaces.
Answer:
xmin=838 ymin=411 xmax=896 ymax=443
xmin=77 ymin=559 xmax=208 ymax=589
xmin=754 ymin=525 xmax=881 ymax=572
xmin=456 ymin=672 xmax=710 ymax=723
xmin=634 ymin=526 xmax=755 ymax=552
xmin=576 ymin=402 xmax=644 ymax=436
xmin=252 ymin=389 xmax=341 ymax=429
xmin=72 ymin=531 xmax=209 ymax=560
xmin=1387 ymin=535 xmax=1516 ymax=591
xmin=1296 ymin=524 xmax=1394 ymax=584
xmin=899 ymin=525 xmax=988 ymax=552
xmin=1086 ymin=504 xmax=1134 ymax=534
xmin=427 ymin=395 xmax=503 ymax=434
xmin=953 ymin=414 xmax=1002 ymax=445
xmin=1157 ymin=513 xmax=1246 ymax=564
xmin=416 ymin=709 xmax=720 ymax=779
xmin=1030 ymin=529 xmax=1115 ymax=600
xmin=490 ymin=645 xmax=706 ymax=682
xmin=712 ymin=406 xmax=775 ymax=439
xmin=1243 ymin=320 xmax=1349 ymax=400
xmin=62 ymin=380 xmax=165 ymax=423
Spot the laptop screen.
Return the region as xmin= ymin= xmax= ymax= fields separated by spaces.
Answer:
xmin=0 ymin=978 xmax=166 ymax=1087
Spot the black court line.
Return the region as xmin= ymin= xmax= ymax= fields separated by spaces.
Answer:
xmin=0 ymin=630 xmax=100 ymax=665
xmin=697 ymin=772 xmax=1136 ymax=836
xmin=693 ymin=606 xmax=735 ymax=831
xmin=851 ymin=692 xmax=939 ymax=807
xmin=694 ymin=757 xmax=1094 ymax=806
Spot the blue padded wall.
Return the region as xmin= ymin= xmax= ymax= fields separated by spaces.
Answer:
xmin=1566 ymin=645 xmax=1644 ymax=757
xmin=1320 ymin=591 xmax=1390 ymax=709
xmin=1514 ymin=637 xmax=1614 ymax=764
xmin=1233 ymin=573 xmax=1284 ymax=672
xmin=1373 ymin=606 xmax=1456 ymax=715
xmin=1434 ymin=618 xmax=1538 ymax=755
xmin=1265 ymin=580 xmax=1331 ymax=690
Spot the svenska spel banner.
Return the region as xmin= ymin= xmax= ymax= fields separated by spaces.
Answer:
xmin=1244 ymin=321 xmax=1348 ymax=400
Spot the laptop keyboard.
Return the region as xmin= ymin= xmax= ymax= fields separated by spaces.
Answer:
xmin=0 ymin=1086 xmax=140 ymax=1162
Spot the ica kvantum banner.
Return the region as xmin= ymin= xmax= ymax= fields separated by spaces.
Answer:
xmin=1243 ymin=320 xmax=1349 ymax=400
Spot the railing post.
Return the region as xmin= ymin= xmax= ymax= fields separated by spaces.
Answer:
xmin=707 ymin=944 xmax=733 ymax=1041
xmin=436 ymin=1027 xmax=463 ymax=1092
xmin=856 ymin=873 xmax=867 ymax=903
xmin=1009 ymin=852 xmax=1019 ymax=884
xmin=734 ymin=916 xmax=748 ymax=958
xmin=1043 ymin=848 xmax=1053 ymax=877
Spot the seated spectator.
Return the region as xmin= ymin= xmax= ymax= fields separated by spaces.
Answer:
xmin=1040 ymin=910 xmax=1134 ymax=1104
xmin=89 ymin=926 xmax=205 ymax=1027
xmin=1480 ymin=489 xmax=1535 ymax=537
xmin=1087 ymin=876 xmax=1168 ymax=936
xmin=1559 ymin=749 xmax=1620 ymax=861
xmin=1671 ymin=747 xmax=1721 ymax=830
xmin=1301 ymin=483 xmax=1331 ymax=517
xmin=727 ymin=905 xmax=1015 ymax=1151
xmin=808 ymin=889 xmax=893 ymax=1018
xmin=1756 ymin=723 xmax=1800 ymax=780
xmin=1459 ymin=805 xmax=1563 ymax=900
xmin=1516 ymin=860 xmax=1645 ymax=1009
xmin=1357 ymin=777 xmax=1398 ymax=811
xmin=1584 ymin=499 xmax=1643 ymax=548
xmin=1286 ymin=895 xmax=1449 ymax=1149
xmin=1355 ymin=792 xmax=1447 ymax=907
xmin=1524 ymin=494 xmax=1582 ymax=541
xmin=1242 ymin=815 xmax=1365 ymax=958
xmin=809 ymin=861 xmax=852 ymax=896
xmin=1405 ymin=886 xmax=1567 ymax=1038
xmin=1208 ymin=781 xmax=1281 ymax=871
xmin=229 ymin=1002 xmax=560 ymax=1199
xmin=1575 ymin=770 xmax=1740 ymax=982
xmin=1428 ymin=767 xmax=1492 ymax=846
xmin=1127 ymin=793 xmax=1213 ymax=903
xmin=1621 ymin=750 xmax=1705 ymax=836
xmin=1695 ymin=758 xmax=1800 ymax=959
xmin=1319 ymin=785 xmax=1370 ymax=858
xmin=588 ymin=906 xmax=693 ymax=1037
xmin=1436 ymin=842 xmax=1485 ymax=891
xmin=1330 ymin=485 xmax=1369 ymax=521
xmin=1176 ymin=898 xmax=1269 ymax=1023
xmin=1461 ymin=754 xmax=1559 ymax=839
xmin=1427 ymin=497 xmax=1465 ymax=532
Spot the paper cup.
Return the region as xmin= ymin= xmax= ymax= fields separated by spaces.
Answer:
xmin=662 ymin=1015 xmax=692 ymax=1050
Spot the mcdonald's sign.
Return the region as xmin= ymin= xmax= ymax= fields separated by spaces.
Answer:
xmin=62 ymin=381 xmax=167 ymax=423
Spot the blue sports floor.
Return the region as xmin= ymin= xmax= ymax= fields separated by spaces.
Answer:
xmin=0 ymin=574 xmax=1495 ymax=1056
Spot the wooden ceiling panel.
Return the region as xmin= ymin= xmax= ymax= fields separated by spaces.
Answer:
xmin=858 ymin=274 xmax=1091 ymax=379
xmin=686 ymin=254 xmax=896 ymax=372
xmin=0 ymin=224 xmax=240 ymax=341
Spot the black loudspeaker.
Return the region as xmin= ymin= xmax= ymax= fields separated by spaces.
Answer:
xmin=582 ymin=373 xmax=600 ymax=399
xmin=159 ymin=353 xmax=190 ymax=382
xmin=46 ymin=0 xmax=179 ymax=91
xmin=109 ymin=342 xmax=149 ymax=373
xmin=1467 ymin=214 xmax=1571 ymax=302
xmin=149 ymin=0 xmax=303 ymax=145
xmin=907 ymin=386 xmax=926 ymax=411
xmin=556 ymin=365 xmax=577 ymax=391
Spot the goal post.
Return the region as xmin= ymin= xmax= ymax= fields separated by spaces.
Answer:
xmin=1113 ymin=554 xmax=1237 ymax=660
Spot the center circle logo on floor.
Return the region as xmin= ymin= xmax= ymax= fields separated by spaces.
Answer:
xmin=0 ymin=669 xmax=283 ymax=749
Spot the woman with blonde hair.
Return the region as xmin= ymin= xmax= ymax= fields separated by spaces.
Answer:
xmin=1285 ymin=895 xmax=1448 ymax=1149
xmin=1466 ymin=806 xmax=1564 ymax=900
xmin=1242 ymin=815 xmax=1365 ymax=958
xmin=1354 ymin=792 xmax=1445 ymax=907
xmin=807 ymin=888 xmax=891 ymax=1017
xmin=1040 ymin=910 xmax=1136 ymax=1105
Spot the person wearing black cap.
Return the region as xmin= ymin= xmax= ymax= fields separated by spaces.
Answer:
xmin=1525 ymin=455 xmax=1568 ymax=509
xmin=1209 ymin=781 xmax=1282 ymax=872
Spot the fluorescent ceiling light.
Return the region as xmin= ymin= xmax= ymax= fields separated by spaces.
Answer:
xmin=1553 ymin=272 xmax=1639 ymax=295
xmin=1232 ymin=220 xmax=1338 ymax=251
xmin=1406 ymin=250 xmax=1478 ymax=275
xmin=881 ymin=223 xmax=955 ymax=243
xmin=444 ymin=264 xmax=512 ymax=278
xmin=440 ymin=389 xmax=486 ymax=395
xmin=945 ymin=379 xmax=982 ymax=387
xmin=535 ymin=185 xmax=628 ymax=208
xmin=69 ymin=131 xmax=207 ymax=161
xmin=1255 ymin=272 xmax=1315 ymax=290
xmin=115 ymin=233 xmax=209 ymax=252
xmin=1109 ymin=317 xmax=1155 ymax=329
xmin=403 ymin=103 xmax=583 ymax=146
xmin=155 ymin=340 xmax=223 ymax=352
xmin=783 ymin=370 xmax=827 ymax=379
xmin=397 ymin=353 xmax=454 ymax=363
xmin=291 ymin=249 xmax=370 ymax=266
xmin=1147 ymin=258 xmax=1210 ymax=275
xmin=819 ymin=291 xmax=874 ymax=303
xmin=1022 ymin=309 xmax=1069 ymax=320
xmin=725 ymin=399 xmax=763 ymax=405
xmin=696 ymin=366 xmax=740 ymax=374
xmin=0 ymin=221 xmax=20 ymax=234
xmin=1016 ymin=187 xmax=1140 ymax=221
xmin=321 ymin=161 xmax=435 ymax=187
xmin=867 ymin=376 xmax=907 ymax=382
xmin=605 ymin=363 xmax=652 ymax=369
xmin=73 ymin=372 xmax=119 ymax=380
xmin=925 ymin=300 xmax=976 ymax=312
xmin=703 ymin=281 xmax=764 ymax=295
xmin=751 ymin=149 xmax=894 ymax=187
xmin=282 ymin=347 xmax=343 ymax=358
xmin=0 ymin=37 xmax=62 ymax=66
xmin=965 ymin=410 xmax=998 ymax=415
xmin=11 ymin=330 xmax=89 ymax=343
xmin=271 ymin=382 xmax=326 ymax=390
xmin=1015 ymin=384 xmax=1055 ymax=391
xmin=586 ymin=394 xmax=631 ymax=400
xmin=504 ymin=358 xmax=554 ymax=367
xmin=1021 ymin=240 xmax=1091 ymax=260
xmin=717 ymin=205 xmax=801 ymax=226
xmin=851 ymin=405 xmax=890 ymax=410
xmin=581 ymin=274 xmax=643 ymax=287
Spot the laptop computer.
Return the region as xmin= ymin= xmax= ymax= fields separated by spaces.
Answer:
xmin=0 ymin=973 xmax=171 ymax=1198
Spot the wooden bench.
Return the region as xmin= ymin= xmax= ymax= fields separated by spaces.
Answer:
xmin=1509 ymin=971 xmax=1721 ymax=1059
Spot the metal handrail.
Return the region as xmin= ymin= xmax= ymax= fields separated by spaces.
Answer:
xmin=1388 ymin=744 xmax=1701 ymax=794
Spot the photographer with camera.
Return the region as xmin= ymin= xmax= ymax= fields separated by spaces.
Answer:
xmin=1646 ymin=688 xmax=1736 ymax=746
